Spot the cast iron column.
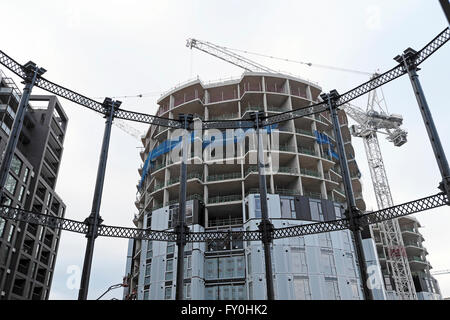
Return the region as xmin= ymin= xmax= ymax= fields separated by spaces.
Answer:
xmin=322 ymin=91 xmax=373 ymax=300
xmin=175 ymin=113 xmax=193 ymax=300
xmin=0 ymin=62 xmax=46 ymax=199
xmin=78 ymin=98 xmax=121 ymax=300
xmin=251 ymin=111 xmax=275 ymax=300
xmin=395 ymin=48 xmax=450 ymax=202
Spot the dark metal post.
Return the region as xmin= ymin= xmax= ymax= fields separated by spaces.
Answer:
xmin=78 ymin=98 xmax=121 ymax=300
xmin=322 ymin=91 xmax=373 ymax=300
xmin=395 ymin=48 xmax=450 ymax=201
xmin=251 ymin=111 xmax=275 ymax=300
xmin=439 ymin=0 xmax=450 ymax=25
xmin=0 ymin=62 xmax=46 ymax=199
xmin=175 ymin=114 xmax=193 ymax=300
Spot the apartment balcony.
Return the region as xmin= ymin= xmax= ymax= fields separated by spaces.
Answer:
xmin=295 ymin=128 xmax=315 ymax=138
xmin=207 ymin=172 xmax=242 ymax=183
xmin=401 ymin=227 xmax=423 ymax=240
xmin=303 ymin=191 xmax=323 ymax=200
xmin=208 ymin=194 xmax=242 ymax=205
xmin=404 ymin=240 xmax=427 ymax=255
xmin=300 ymin=168 xmax=321 ymax=179
xmin=275 ymin=187 xmax=299 ymax=197
xmin=208 ymin=217 xmax=243 ymax=228
xmin=408 ymin=256 xmax=430 ymax=270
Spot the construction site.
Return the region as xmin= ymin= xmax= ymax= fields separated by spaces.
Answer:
xmin=0 ymin=1 xmax=449 ymax=302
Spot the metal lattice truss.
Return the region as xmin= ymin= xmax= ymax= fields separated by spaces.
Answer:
xmin=1 ymin=193 xmax=447 ymax=242
xmin=363 ymin=133 xmax=417 ymax=299
xmin=0 ymin=28 xmax=448 ymax=130
xmin=186 ymin=38 xmax=277 ymax=73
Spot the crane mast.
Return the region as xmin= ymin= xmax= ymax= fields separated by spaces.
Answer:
xmin=187 ymin=38 xmax=417 ymax=299
xmin=345 ymin=86 xmax=416 ymax=300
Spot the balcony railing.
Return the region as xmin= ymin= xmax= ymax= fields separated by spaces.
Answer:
xmin=304 ymin=191 xmax=322 ymax=200
xmin=298 ymin=147 xmax=317 ymax=156
xmin=278 ymin=144 xmax=296 ymax=153
xmin=209 ymin=113 xmax=239 ymax=121
xmin=167 ymin=173 xmax=203 ymax=186
xmin=296 ymin=128 xmax=314 ymax=137
xmin=275 ymin=188 xmax=298 ymax=196
xmin=300 ymin=168 xmax=321 ymax=178
xmin=207 ymin=172 xmax=242 ymax=182
xmin=277 ymin=166 xmax=298 ymax=174
xmin=208 ymin=194 xmax=242 ymax=204
xmin=208 ymin=217 xmax=243 ymax=227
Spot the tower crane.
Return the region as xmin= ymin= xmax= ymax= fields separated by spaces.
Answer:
xmin=187 ymin=38 xmax=417 ymax=300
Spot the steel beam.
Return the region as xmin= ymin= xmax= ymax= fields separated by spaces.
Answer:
xmin=322 ymin=91 xmax=373 ymax=300
xmin=251 ymin=111 xmax=275 ymax=300
xmin=175 ymin=114 xmax=193 ymax=300
xmin=0 ymin=62 xmax=45 ymax=200
xmin=78 ymin=98 xmax=121 ymax=300
xmin=395 ymin=49 xmax=450 ymax=202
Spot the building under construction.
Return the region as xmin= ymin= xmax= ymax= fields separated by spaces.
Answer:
xmin=123 ymin=72 xmax=441 ymax=300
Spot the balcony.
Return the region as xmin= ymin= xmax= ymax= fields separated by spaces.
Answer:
xmin=300 ymin=168 xmax=321 ymax=178
xmin=208 ymin=217 xmax=243 ymax=227
xmin=298 ymin=147 xmax=317 ymax=157
xmin=207 ymin=172 xmax=242 ymax=182
xmin=208 ymin=194 xmax=242 ymax=205
xmin=167 ymin=172 xmax=203 ymax=186
xmin=296 ymin=128 xmax=315 ymax=137
xmin=275 ymin=188 xmax=298 ymax=196
xmin=276 ymin=166 xmax=298 ymax=175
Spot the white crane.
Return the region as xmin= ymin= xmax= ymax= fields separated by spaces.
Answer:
xmin=343 ymin=82 xmax=416 ymax=300
xmin=187 ymin=38 xmax=417 ymax=299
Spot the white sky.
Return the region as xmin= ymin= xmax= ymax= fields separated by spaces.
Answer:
xmin=1 ymin=0 xmax=449 ymax=300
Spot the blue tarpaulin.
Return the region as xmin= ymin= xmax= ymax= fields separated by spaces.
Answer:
xmin=314 ymin=130 xmax=339 ymax=160
xmin=138 ymin=125 xmax=278 ymax=190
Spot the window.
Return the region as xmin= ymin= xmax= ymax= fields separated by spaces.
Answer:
xmin=23 ymin=167 xmax=30 ymax=183
xmin=310 ymin=200 xmax=322 ymax=221
xmin=334 ymin=205 xmax=342 ymax=219
xmin=144 ymin=263 xmax=151 ymax=285
xmin=11 ymin=155 xmax=22 ymax=175
xmin=7 ymin=225 xmax=15 ymax=242
xmin=205 ymin=256 xmax=245 ymax=280
xmin=248 ymin=282 xmax=253 ymax=300
xmin=291 ymin=247 xmax=308 ymax=273
xmin=247 ymin=253 xmax=252 ymax=275
xmin=294 ymin=277 xmax=311 ymax=300
xmin=184 ymin=255 xmax=192 ymax=278
xmin=320 ymin=250 xmax=336 ymax=275
xmin=205 ymin=258 xmax=218 ymax=280
xmin=184 ymin=283 xmax=191 ymax=300
xmin=165 ymin=259 xmax=173 ymax=281
xmin=143 ymin=290 xmax=150 ymax=300
xmin=254 ymin=196 xmax=261 ymax=218
xmin=324 ymin=279 xmax=340 ymax=300
xmin=164 ymin=286 xmax=172 ymax=300
xmin=168 ymin=206 xmax=178 ymax=229
xmin=147 ymin=241 xmax=153 ymax=259
xmin=0 ymin=218 xmax=5 ymax=237
xmin=5 ymin=174 xmax=17 ymax=195
xmin=167 ymin=243 xmax=175 ymax=254
xmin=280 ymin=197 xmax=296 ymax=219
xmin=18 ymin=186 xmax=25 ymax=203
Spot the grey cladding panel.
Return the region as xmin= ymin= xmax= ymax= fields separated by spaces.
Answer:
xmin=294 ymin=196 xmax=311 ymax=221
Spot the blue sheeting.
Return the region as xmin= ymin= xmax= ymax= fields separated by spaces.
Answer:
xmin=314 ymin=130 xmax=339 ymax=160
xmin=138 ymin=125 xmax=278 ymax=190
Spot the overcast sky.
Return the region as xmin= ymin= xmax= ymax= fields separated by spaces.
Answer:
xmin=1 ymin=1 xmax=449 ymax=300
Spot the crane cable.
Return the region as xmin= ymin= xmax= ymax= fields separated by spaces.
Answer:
xmin=214 ymin=44 xmax=373 ymax=76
